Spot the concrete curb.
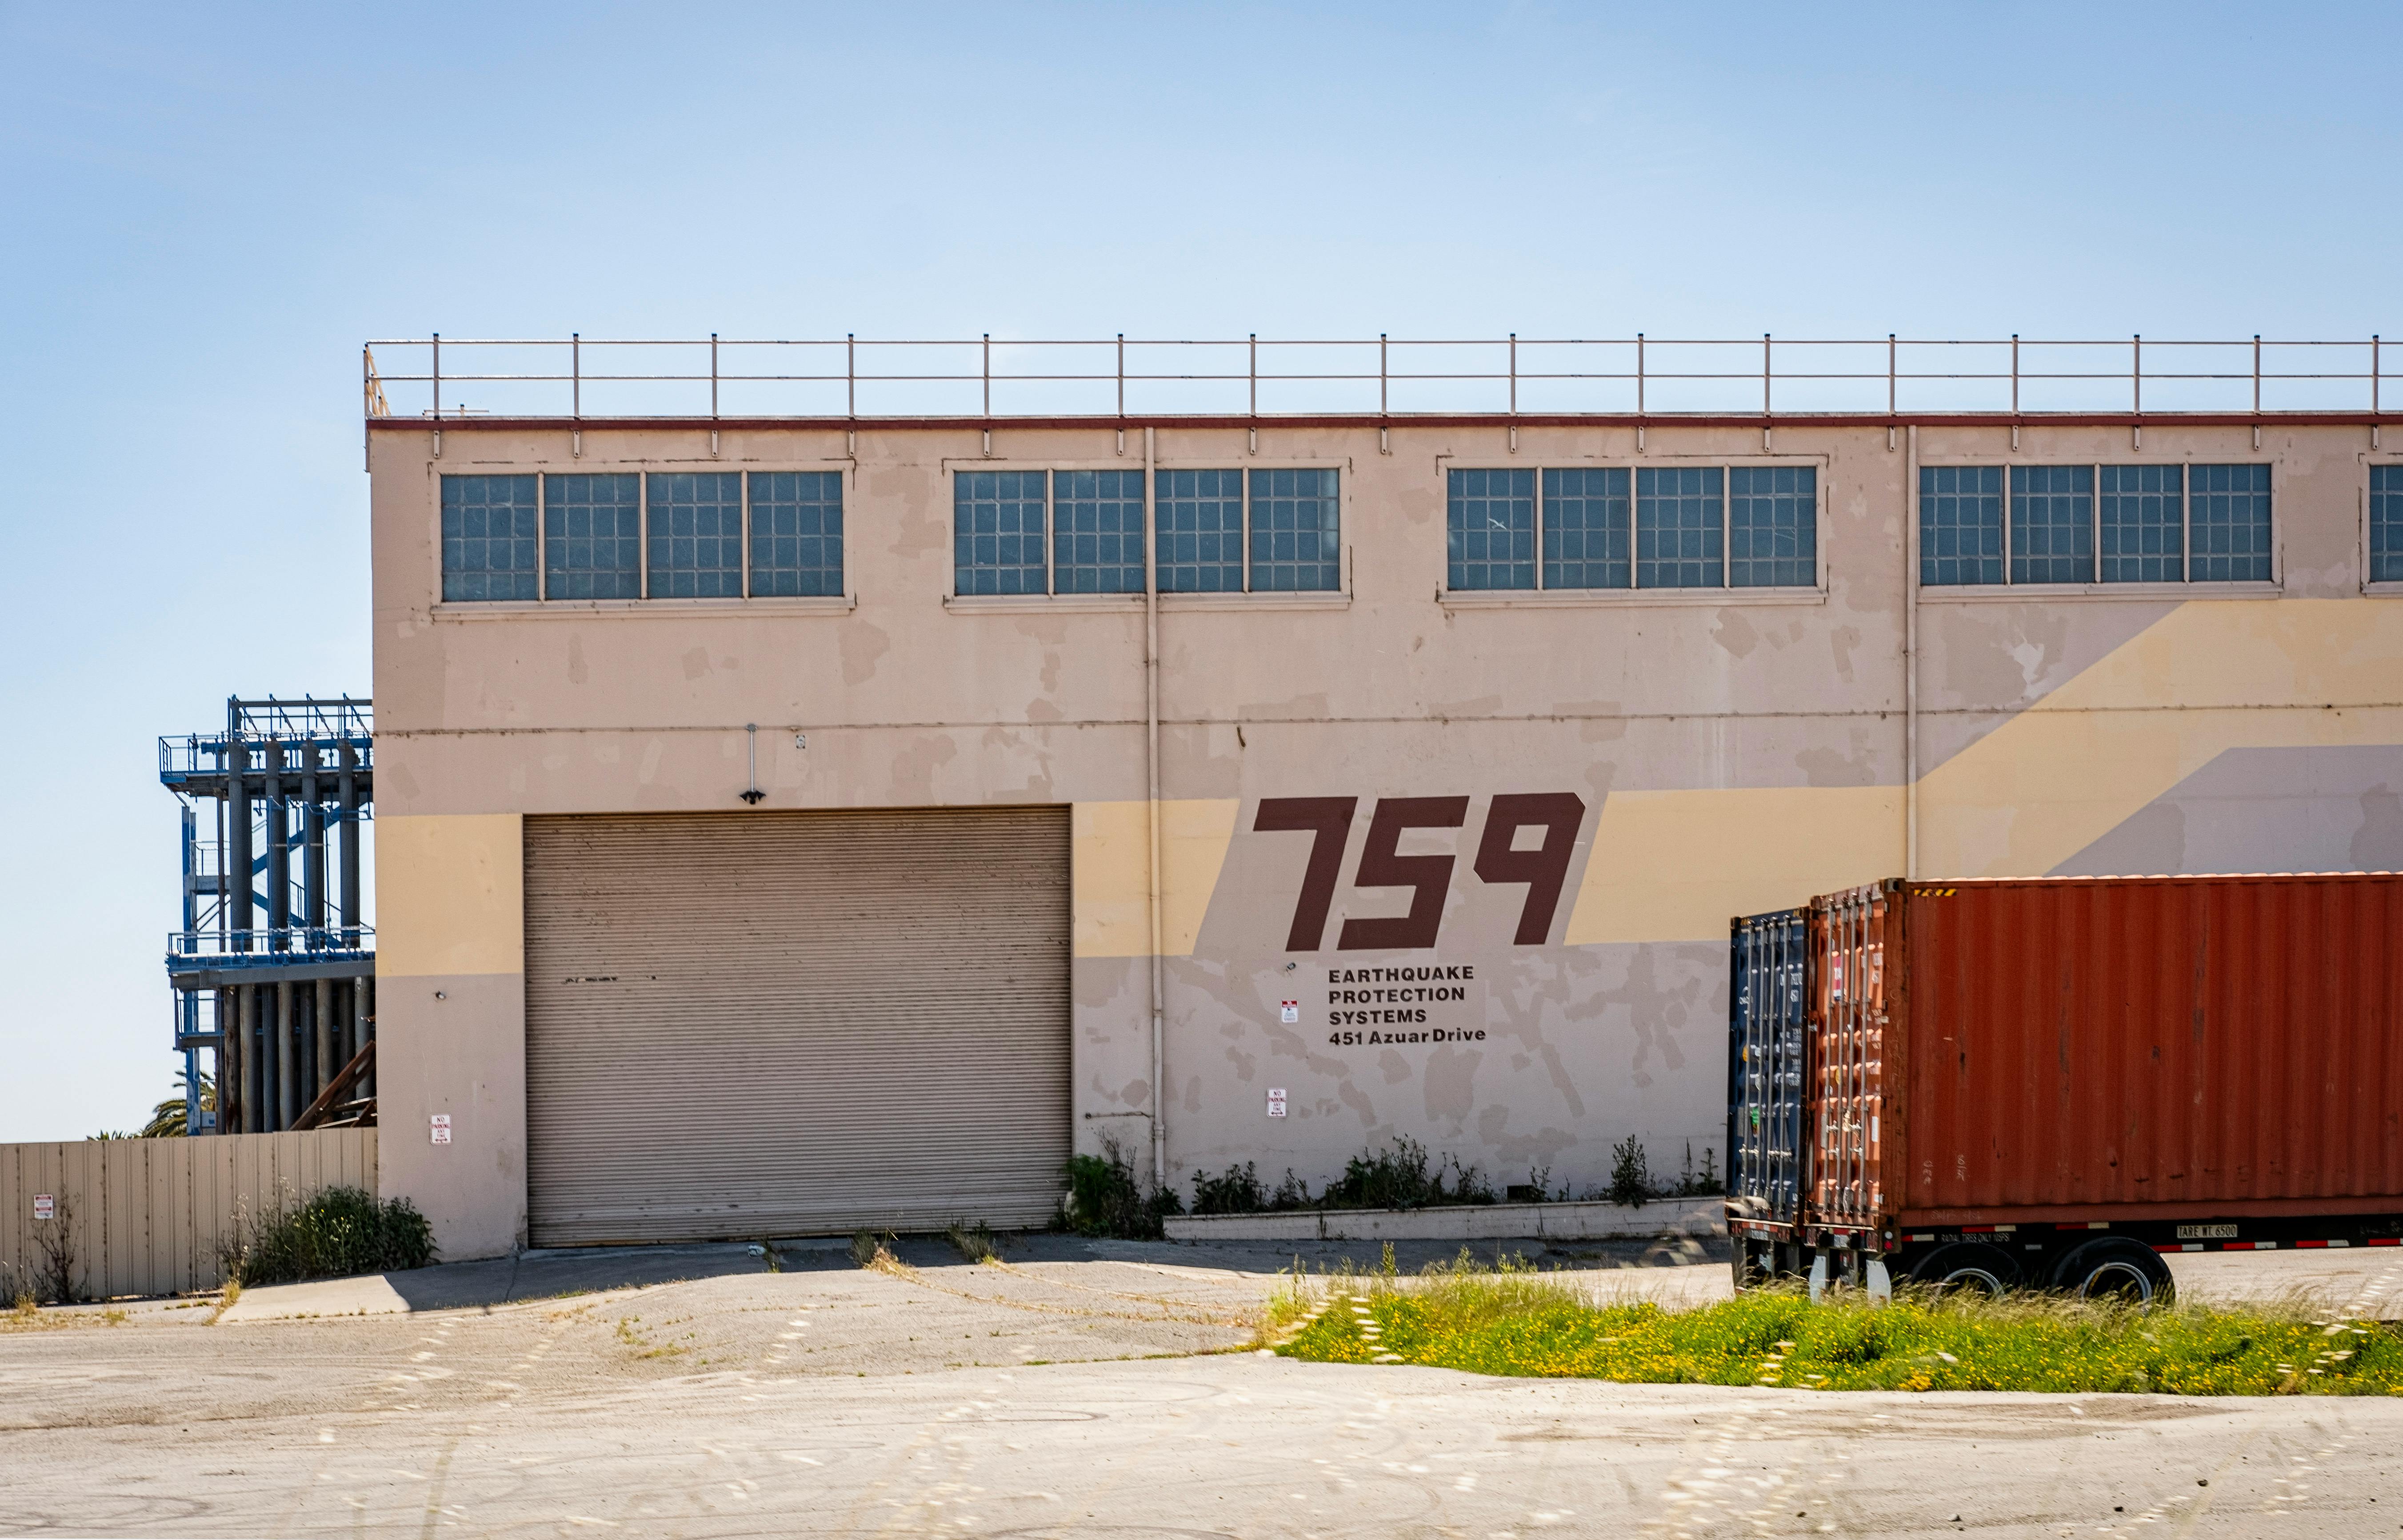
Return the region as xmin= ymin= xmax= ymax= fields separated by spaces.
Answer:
xmin=1160 ymin=1196 xmax=1725 ymax=1244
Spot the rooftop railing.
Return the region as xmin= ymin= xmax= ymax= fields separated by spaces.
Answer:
xmin=363 ymin=333 xmax=2393 ymax=422
xmin=166 ymin=927 xmax=374 ymax=962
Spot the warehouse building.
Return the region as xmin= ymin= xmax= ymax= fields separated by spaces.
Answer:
xmin=365 ymin=335 xmax=2403 ymax=1259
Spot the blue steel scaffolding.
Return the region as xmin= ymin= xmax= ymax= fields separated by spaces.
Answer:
xmin=160 ymin=696 xmax=376 ymax=1135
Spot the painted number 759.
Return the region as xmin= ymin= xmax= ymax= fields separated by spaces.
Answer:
xmin=1252 ymin=794 xmax=1585 ymax=953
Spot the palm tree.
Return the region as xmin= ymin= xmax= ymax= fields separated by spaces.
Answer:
xmin=133 ymin=1072 xmax=216 ymax=1139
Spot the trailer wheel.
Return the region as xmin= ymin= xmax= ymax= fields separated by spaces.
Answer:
xmin=1910 ymin=1242 xmax=2022 ymax=1296
xmin=2053 ymin=1237 xmax=2174 ymax=1306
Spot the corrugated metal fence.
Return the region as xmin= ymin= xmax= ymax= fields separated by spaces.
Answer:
xmin=0 ymin=1131 xmax=376 ymax=1300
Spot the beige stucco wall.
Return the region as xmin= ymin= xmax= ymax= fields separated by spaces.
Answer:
xmin=372 ymin=416 xmax=2403 ymax=1256
xmin=372 ymin=813 xmax=526 ymax=1260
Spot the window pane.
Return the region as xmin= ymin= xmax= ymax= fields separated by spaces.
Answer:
xmin=953 ymin=470 xmax=1049 ymax=595
xmin=1156 ymin=468 xmax=1244 ymax=592
xmin=2098 ymin=465 xmax=2183 ymax=582
xmin=1447 ymin=468 xmax=1535 ymax=590
xmin=2011 ymin=464 xmax=2094 ymax=584
xmin=1635 ymin=465 xmax=1723 ymax=588
xmin=645 ymin=472 xmax=744 ymax=598
xmin=440 ymin=474 xmax=539 ymax=601
xmin=1920 ymin=465 xmax=2004 ymax=585
xmin=748 ymin=471 xmax=844 ymax=597
xmin=1728 ymin=465 xmax=1816 ymax=587
xmin=2375 ymin=465 xmax=2403 ymax=583
xmin=1052 ymin=468 xmax=1146 ymax=594
xmin=1543 ymin=467 xmax=1630 ymax=589
xmin=543 ymin=473 xmax=642 ymax=600
xmin=2188 ymin=463 xmax=2272 ymax=583
xmin=1249 ymin=467 xmax=1340 ymax=592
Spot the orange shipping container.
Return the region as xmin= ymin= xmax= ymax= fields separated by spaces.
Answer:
xmin=1805 ymin=873 xmax=2403 ymax=1235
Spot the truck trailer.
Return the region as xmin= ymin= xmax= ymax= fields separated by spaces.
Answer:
xmin=1727 ymin=872 xmax=2403 ymax=1301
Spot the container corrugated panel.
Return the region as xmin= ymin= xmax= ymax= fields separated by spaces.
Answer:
xmin=1804 ymin=873 xmax=2403 ymax=1231
xmin=1805 ymin=884 xmax=1892 ymax=1230
xmin=524 ymin=808 xmax=1072 ymax=1245
xmin=1727 ymin=908 xmax=1809 ymax=1227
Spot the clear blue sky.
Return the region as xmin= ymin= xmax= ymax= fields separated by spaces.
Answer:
xmin=1 ymin=2 xmax=2396 ymax=1140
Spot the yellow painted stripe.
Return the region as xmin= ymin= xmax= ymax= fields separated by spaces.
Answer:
xmin=376 ymin=813 xmax=525 ymax=976
xmin=1072 ymin=799 xmax=1242 ymax=958
xmin=1563 ymin=786 xmax=1903 ymax=945
xmin=1918 ymin=597 xmax=2403 ymax=877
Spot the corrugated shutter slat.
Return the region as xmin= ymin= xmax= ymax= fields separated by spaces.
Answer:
xmin=524 ymin=808 xmax=1071 ymax=1244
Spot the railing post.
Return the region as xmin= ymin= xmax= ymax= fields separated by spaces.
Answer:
xmin=1635 ymin=333 xmax=1645 ymax=417
xmin=847 ymin=333 xmax=856 ymax=418
xmin=982 ymin=333 xmax=991 ymax=416
xmin=711 ymin=332 xmax=720 ymax=419
xmin=1116 ymin=332 xmax=1125 ymax=417
xmin=2132 ymin=333 xmax=2142 ymax=416
xmin=1379 ymin=333 xmax=1388 ymax=416
xmin=430 ymin=332 xmax=440 ymax=419
xmin=2011 ymin=334 xmax=2019 ymax=416
xmin=1762 ymin=332 xmax=1771 ymax=416
xmin=2252 ymin=334 xmax=2260 ymax=414
xmin=1888 ymin=333 xmax=1896 ymax=416
xmin=1248 ymin=333 xmax=1257 ymax=417
xmin=572 ymin=332 xmax=581 ymax=419
xmin=2376 ymin=335 xmax=2383 ymax=416
xmin=1508 ymin=332 xmax=1518 ymax=415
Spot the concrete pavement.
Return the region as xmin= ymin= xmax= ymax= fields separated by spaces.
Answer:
xmin=4 ymin=1232 xmax=2400 ymax=1537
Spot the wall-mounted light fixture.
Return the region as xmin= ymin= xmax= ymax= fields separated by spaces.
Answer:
xmin=740 ymin=724 xmax=765 ymax=805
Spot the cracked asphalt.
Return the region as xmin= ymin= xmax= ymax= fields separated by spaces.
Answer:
xmin=4 ymin=1233 xmax=2401 ymax=1536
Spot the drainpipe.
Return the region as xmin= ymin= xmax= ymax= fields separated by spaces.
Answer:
xmin=1904 ymin=424 xmax=1920 ymax=880
xmin=1143 ymin=425 xmax=1168 ymax=1191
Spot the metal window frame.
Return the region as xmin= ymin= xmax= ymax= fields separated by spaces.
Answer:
xmin=742 ymin=467 xmax=850 ymax=600
xmin=428 ymin=454 xmax=855 ymax=615
xmin=539 ymin=469 xmax=646 ymax=602
xmin=1439 ymin=456 xmax=1825 ymax=599
xmin=2368 ymin=459 xmax=2403 ymax=593
xmin=436 ymin=471 xmax=543 ymax=603
xmin=2097 ymin=462 xmax=2185 ymax=585
xmin=1242 ymin=463 xmax=1346 ymax=595
xmin=1921 ymin=456 xmax=2282 ymax=598
xmin=1151 ymin=459 xmax=1343 ymax=596
xmin=1442 ymin=464 xmax=1541 ymax=592
xmin=941 ymin=459 xmax=1343 ymax=603
xmin=1635 ymin=464 xmax=1722 ymax=590
xmin=2186 ymin=461 xmax=2279 ymax=586
xmin=956 ymin=466 xmax=1052 ymax=597
xmin=1048 ymin=467 xmax=1149 ymax=596
xmin=1535 ymin=464 xmax=1634 ymax=592
xmin=1725 ymin=463 xmax=1825 ymax=591
xmin=640 ymin=469 xmax=746 ymax=600
xmin=1148 ymin=464 xmax=1249 ymax=596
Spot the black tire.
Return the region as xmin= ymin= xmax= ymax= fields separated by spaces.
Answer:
xmin=1910 ymin=1241 xmax=2023 ymax=1296
xmin=2052 ymin=1237 xmax=2175 ymax=1305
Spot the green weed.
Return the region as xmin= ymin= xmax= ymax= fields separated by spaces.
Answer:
xmin=219 ymin=1187 xmax=435 ymax=1288
xmin=945 ymin=1220 xmax=1000 ymax=1264
xmin=1271 ymin=1256 xmax=2403 ymax=1395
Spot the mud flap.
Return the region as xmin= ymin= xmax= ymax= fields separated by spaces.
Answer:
xmin=1806 ymin=1250 xmax=1829 ymax=1303
xmin=1866 ymin=1257 xmax=1892 ymax=1304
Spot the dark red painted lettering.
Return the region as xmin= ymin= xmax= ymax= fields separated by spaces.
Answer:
xmin=1253 ymin=796 xmax=1358 ymax=952
xmin=1474 ymin=792 xmax=1587 ymax=944
xmin=1338 ymin=796 xmax=1470 ymax=951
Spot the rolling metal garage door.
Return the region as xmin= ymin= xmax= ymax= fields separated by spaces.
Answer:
xmin=524 ymin=807 xmax=1070 ymax=1245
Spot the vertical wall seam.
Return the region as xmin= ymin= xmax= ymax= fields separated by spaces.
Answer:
xmin=1143 ymin=425 xmax=1168 ymax=1188
xmin=1904 ymin=424 xmax=1920 ymax=880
